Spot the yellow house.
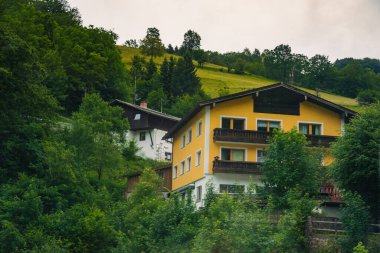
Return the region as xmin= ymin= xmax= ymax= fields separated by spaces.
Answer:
xmin=163 ymin=83 xmax=356 ymax=208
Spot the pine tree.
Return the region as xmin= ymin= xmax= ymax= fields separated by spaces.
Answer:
xmin=160 ymin=58 xmax=170 ymax=93
xmin=145 ymin=58 xmax=157 ymax=80
xmin=171 ymin=52 xmax=201 ymax=97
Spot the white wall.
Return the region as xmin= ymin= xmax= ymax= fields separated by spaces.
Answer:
xmin=189 ymin=174 xmax=263 ymax=209
xmin=126 ymin=129 xmax=172 ymax=161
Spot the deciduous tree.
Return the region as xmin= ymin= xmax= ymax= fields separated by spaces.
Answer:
xmin=140 ymin=27 xmax=165 ymax=58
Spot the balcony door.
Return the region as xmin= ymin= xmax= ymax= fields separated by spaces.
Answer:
xmin=257 ymin=120 xmax=281 ymax=133
xmin=299 ymin=123 xmax=322 ymax=135
xmin=221 ymin=148 xmax=245 ymax=161
xmin=221 ymin=117 xmax=245 ymax=130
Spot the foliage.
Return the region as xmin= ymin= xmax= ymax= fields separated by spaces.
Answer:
xmin=340 ymin=192 xmax=370 ymax=252
xmin=140 ymin=27 xmax=165 ymax=58
xmin=331 ymin=103 xmax=380 ymax=218
xmin=181 ymin=29 xmax=201 ymax=53
xmin=353 ymin=242 xmax=369 ymax=253
xmin=262 ymin=129 xmax=322 ymax=207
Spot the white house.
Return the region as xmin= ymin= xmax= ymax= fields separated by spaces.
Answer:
xmin=111 ymin=100 xmax=180 ymax=161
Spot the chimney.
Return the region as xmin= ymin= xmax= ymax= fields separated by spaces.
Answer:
xmin=140 ymin=100 xmax=147 ymax=108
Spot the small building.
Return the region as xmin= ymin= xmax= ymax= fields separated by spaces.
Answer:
xmin=163 ymin=83 xmax=356 ymax=209
xmin=111 ymin=100 xmax=180 ymax=161
xmin=125 ymin=164 xmax=172 ymax=198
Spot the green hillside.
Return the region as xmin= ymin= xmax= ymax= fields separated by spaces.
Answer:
xmin=118 ymin=46 xmax=360 ymax=111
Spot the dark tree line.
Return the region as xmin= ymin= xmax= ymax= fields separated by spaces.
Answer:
xmin=130 ymin=49 xmax=208 ymax=116
xmin=167 ymin=41 xmax=380 ymax=102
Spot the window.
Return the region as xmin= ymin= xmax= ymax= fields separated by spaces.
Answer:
xmin=139 ymin=132 xmax=146 ymax=141
xmin=187 ymin=129 xmax=192 ymax=144
xmin=134 ymin=113 xmax=141 ymax=120
xmin=196 ymin=186 xmax=202 ymax=202
xmin=221 ymin=117 xmax=245 ymax=130
xmin=165 ymin=152 xmax=172 ymax=161
xmin=257 ymin=149 xmax=267 ymax=163
xmin=186 ymin=156 xmax=191 ymax=172
xmin=195 ymin=150 xmax=201 ymax=166
xmin=181 ymin=135 xmax=185 ymax=148
xmin=221 ymin=148 xmax=245 ymax=161
xmin=299 ymin=123 xmax=322 ymax=135
xmin=220 ymin=184 xmax=245 ymax=194
xmin=257 ymin=120 xmax=281 ymax=132
xmin=196 ymin=120 xmax=202 ymax=137
xmin=173 ymin=166 xmax=177 ymax=179
xmin=180 ymin=161 xmax=185 ymax=175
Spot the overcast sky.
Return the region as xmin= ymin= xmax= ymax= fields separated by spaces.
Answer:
xmin=67 ymin=0 xmax=380 ymax=61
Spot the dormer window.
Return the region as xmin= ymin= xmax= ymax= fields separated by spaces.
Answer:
xmin=134 ymin=113 xmax=141 ymax=120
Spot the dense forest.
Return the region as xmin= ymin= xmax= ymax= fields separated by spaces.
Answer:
xmin=1 ymin=0 xmax=379 ymax=252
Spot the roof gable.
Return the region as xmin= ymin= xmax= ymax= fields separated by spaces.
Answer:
xmin=163 ymin=83 xmax=357 ymax=139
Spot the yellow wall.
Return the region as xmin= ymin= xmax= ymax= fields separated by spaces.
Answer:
xmin=172 ymin=108 xmax=206 ymax=190
xmin=172 ymin=94 xmax=342 ymax=190
xmin=207 ymin=96 xmax=342 ymax=174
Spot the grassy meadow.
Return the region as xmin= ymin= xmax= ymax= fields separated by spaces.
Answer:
xmin=118 ymin=46 xmax=361 ymax=111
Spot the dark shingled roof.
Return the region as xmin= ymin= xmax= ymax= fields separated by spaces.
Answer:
xmin=110 ymin=99 xmax=181 ymax=122
xmin=162 ymin=83 xmax=357 ymax=140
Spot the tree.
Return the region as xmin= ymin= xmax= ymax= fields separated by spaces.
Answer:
xmin=181 ymin=30 xmax=201 ymax=54
xmin=340 ymin=192 xmax=370 ymax=252
xmin=262 ymin=129 xmax=322 ymax=206
xmin=145 ymin=58 xmax=157 ymax=81
xmin=305 ymin=54 xmax=335 ymax=90
xmin=193 ymin=49 xmax=207 ymax=67
xmin=140 ymin=27 xmax=165 ymax=58
xmin=166 ymin=44 xmax=174 ymax=54
xmin=69 ymin=93 xmax=128 ymax=180
xmin=171 ymin=52 xmax=201 ymax=97
xmin=264 ymin=44 xmax=293 ymax=81
xmin=124 ymin=39 xmax=138 ymax=48
xmin=331 ymin=103 xmax=380 ymax=219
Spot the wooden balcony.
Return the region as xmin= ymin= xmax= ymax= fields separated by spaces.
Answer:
xmin=319 ymin=183 xmax=343 ymax=206
xmin=212 ymin=159 xmax=262 ymax=174
xmin=213 ymin=128 xmax=337 ymax=147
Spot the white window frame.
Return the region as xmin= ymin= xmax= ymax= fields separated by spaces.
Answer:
xmin=186 ymin=156 xmax=191 ymax=172
xmin=220 ymin=146 xmax=248 ymax=161
xmin=134 ymin=113 xmax=141 ymax=120
xmin=187 ymin=128 xmax=192 ymax=144
xmin=220 ymin=115 xmax=248 ymax=129
xmin=139 ymin=131 xmax=146 ymax=141
xmin=256 ymin=148 xmax=267 ymax=163
xmin=297 ymin=121 xmax=324 ymax=135
xmin=196 ymin=120 xmax=202 ymax=137
xmin=255 ymin=118 xmax=283 ymax=131
xmin=181 ymin=134 xmax=185 ymax=149
xmin=195 ymin=149 xmax=202 ymax=167
xmin=180 ymin=160 xmax=185 ymax=175
xmin=172 ymin=165 xmax=178 ymax=179
xmin=196 ymin=185 xmax=202 ymax=202
xmin=219 ymin=184 xmax=245 ymax=194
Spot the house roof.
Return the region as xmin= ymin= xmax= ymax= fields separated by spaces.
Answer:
xmin=162 ymin=82 xmax=357 ymax=139
xmin=110 ymin=99 xmax=181 ymax=122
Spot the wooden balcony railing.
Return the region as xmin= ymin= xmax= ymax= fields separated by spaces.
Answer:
xmin=213 ymin=128 xmax=337 ymax=147
xmin=319 ymin=184 xmax=342 ymax=204
xmin=212 ymin=159 xmax=262 ymax=174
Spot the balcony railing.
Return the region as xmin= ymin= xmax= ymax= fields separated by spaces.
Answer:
xmin=213 ymin=128 xmax=337 ymax=147
xmin=319 ymin=184 xmax=342 ymax=204
xmin=212 ymin=159 xmax=262 ymax=174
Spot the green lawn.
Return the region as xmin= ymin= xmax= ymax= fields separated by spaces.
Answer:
xmin=118 ymin=46 xmax=361 ymax=111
